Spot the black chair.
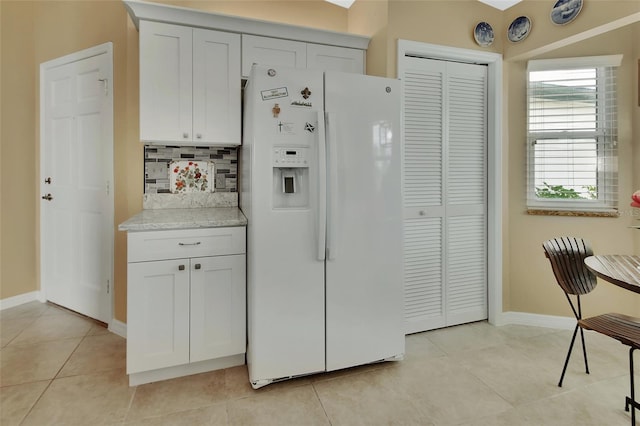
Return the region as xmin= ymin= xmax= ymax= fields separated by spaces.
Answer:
xmin=579 ymin=314 xmax=640 ymax=425
xmin=544 ymin=237 xmax=640 ymax=425
xmin=542 ymin=236 xmax=597 ymax=387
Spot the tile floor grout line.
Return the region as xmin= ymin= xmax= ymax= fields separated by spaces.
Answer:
xmin=1 ymin=315 xmax=39 ymax=348
xmin=311 ymin=381 xmax=333 ymax=426
xmin=17 ymin=379 xmax=55 ymax=426
xmin=51 ymin=330 xmax=91 ymax=380
xmin=122 ymin=384 xmax=139 ymax=424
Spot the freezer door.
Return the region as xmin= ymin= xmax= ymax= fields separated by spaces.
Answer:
xmin=324 ymin=72 xmax=405 ymax=371
xmin=243 ymin=65 xmax=326 ymax=387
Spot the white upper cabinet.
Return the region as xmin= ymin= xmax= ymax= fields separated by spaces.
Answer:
xmin=128 ymin=0 xmax=369 ymax=145
xmin=306 ymin=43 xmax=364 ymax=75
xmin=242 ymin=35 xmax=364 ymax=78
xmin=241 ymin=35 xmax=306 ymax=77
xmin=140 ymin=21 xmax=241 ymax=146
xmin=139 ymin=21 xmax=192 ymax=144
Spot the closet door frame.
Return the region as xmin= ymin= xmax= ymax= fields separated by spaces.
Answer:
xmin=397 ymin=40 xmax=503 ymax=328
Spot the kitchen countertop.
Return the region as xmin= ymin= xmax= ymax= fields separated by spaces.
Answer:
xmin=118 ymin=207 xmax=247 ymax=231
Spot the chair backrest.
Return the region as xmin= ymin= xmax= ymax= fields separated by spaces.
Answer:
xmin=543 ymin=237 xmax=597 ymax=296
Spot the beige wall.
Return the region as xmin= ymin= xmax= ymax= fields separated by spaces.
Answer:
xmin=153 ymin=0 xmax=348 ymax=32
xmin=1 ymin=2 xmax=36 ymax=300
xmin=1 ymin=0 xmax=638 ymax=325
xmin=505 ymin=23 xmax=640 ymax=317
xmin=348 ymin=0 xmax=388 ymax=77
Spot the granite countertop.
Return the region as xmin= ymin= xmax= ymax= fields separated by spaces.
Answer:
xmin=118 ymin=207 xmax=247 ymax=232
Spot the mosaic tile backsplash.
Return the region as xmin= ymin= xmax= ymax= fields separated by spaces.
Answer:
xmin=144 ymin=145 xmax=237 ymax=193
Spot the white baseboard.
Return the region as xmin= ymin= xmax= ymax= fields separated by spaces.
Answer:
xmin=497 ymin=311 xmax=575 ymax=330
xmin=109 ymin=319 xmax=127 ymax=339
xmin=0 ymin=291 xmax=43 ymax=310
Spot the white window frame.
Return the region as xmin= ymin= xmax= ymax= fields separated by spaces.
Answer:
xmin=526 ymin=55 xmax=622 ymax=213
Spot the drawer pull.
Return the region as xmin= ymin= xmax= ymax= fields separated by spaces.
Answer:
xmin=194 ymin=263 xmax=201 ymax=270
xmin=178 ymin=242 xmax=201 ymax=246
xmin=178 ymin=264 xmax=185 ymax=271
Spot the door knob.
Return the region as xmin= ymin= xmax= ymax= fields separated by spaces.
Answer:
xmin=41 ymin=194 xmax=53 ymax=201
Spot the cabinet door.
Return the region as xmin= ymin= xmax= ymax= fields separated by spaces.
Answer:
xmin=139 ymin=21 xmax=193 ymax=143
xmin=190 ymin=254 xmax=246 ymax=362
xmin=241 ymin=35 xmax=306 ymax=78
xmin=306 ymin=44 xmax=364 ymax=74
xmin=127 ymin=259 xmax=190 ymax=374
xmin=193 ymin=29 xmax=241 ymax=146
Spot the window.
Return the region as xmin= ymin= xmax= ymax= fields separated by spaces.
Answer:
xmin=527 ymin=55 xmax=622 ymax=213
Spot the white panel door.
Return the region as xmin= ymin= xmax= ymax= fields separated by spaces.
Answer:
xmin=324 ymin=72 xmax=404 ymax=371
xmin=192 ymin=28 xmax=241 ymax=145
xmin=126 ymin=259 xmax=190 ymax=373
xmin=402 ymin=57 xmax=487 ymax=334
xmin=41 ymin=46 xmax=113 ymax=323
xmin=139 ymin=21 xmax=192 ymax=143
xmin=306 ymin=44 xmax=364 ymax=74
xmin=190 ymin=255 xmax=246 ymax=362
xmin=241 ymin=35 xmax=306 ymax=78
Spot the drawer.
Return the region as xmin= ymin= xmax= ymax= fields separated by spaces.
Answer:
xmin=128 ymin=227 xmax=246 ymax=262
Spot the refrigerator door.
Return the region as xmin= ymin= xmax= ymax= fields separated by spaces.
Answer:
xmin=243 ymin=65 xmax=326 ymax=387
xmin=324 ymin=72 xmax=405 ymax=371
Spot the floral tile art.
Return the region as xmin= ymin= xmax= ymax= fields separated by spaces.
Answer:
xmin=169 ymin=160 xmax=215 ymax=193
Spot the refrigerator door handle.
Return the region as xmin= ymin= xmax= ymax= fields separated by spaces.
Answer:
xmin=326 ymin=112 xmax=338 ymax=261
xmin=317 ymin=111 xmax=327 ymax=261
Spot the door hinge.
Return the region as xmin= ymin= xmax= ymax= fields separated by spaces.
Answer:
xmin=106 ymin=181 xmax=110 ymax=195
xmin=98 ymin=78 xmax=108 ymax=96
xmin=106 ymin=279 xmax=110 ymax=294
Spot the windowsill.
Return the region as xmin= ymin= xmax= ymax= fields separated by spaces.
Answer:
xmin=527 ymin=209 xmax=619 ymax=218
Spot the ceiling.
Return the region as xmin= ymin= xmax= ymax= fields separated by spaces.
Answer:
xmin=325 ymin=0 xmax=355 ymax=8
xmin=327 ymin=0 xmax=523 ymax=11
xmin=478 ymin=0 xmax=523 ymax=10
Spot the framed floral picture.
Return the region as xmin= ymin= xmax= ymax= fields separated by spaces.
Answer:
xmin=169 ymin=160 xmax=215 ymax=193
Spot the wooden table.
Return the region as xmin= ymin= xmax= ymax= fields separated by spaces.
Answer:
xmin=584 ymin=254 xmax=640 ymax=425
xmin=584 ymin=255 xmax=640 ymax=293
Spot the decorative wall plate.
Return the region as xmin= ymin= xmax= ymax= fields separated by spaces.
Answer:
xmin=474 ymin=21 xmax=495 ymax=47
xmin=508 ymin=16 xmax=531 ymax=43
xmin=170 ymin=160 xmax=215 ymax=193
xmin=550 ymin=0 xmax=583 ymax=25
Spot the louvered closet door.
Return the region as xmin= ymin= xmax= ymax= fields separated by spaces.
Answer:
xmin=402 ymin=57 xmax=487 ymax=334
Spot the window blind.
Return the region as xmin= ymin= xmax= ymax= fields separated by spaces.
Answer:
xmin=526 ymin=55 xmax=621 ymax=212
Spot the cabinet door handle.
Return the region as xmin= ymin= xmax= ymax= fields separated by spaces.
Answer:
xmin=194 ymin=263 xmax=201 ymax=270
xmin=178 ymin=242 xmax=201 ymax=246
xmin=178 ymin=264 xmax=185 ymax=271
xmin=183 ymin=132 xmax=189 ymax=139
xmin=196 ymin=133 xmax=202 ymax=139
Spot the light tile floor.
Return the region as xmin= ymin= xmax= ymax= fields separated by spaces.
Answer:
xmin=0 ymin=301 xmax=637 ymax=425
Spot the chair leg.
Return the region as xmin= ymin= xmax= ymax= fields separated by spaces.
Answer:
xmin=625 ymin=347 xmax=637 ymax=425
xmin=559 ymin=323 xmax=580 ymax=387
xmin=579 ymin=326 xmax=590 ymax=374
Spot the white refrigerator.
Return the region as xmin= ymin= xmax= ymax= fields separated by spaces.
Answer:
xmin=241 ymin=65 xmax=404 ymax=389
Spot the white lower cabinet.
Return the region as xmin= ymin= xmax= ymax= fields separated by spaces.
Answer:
xmin=126 ymin=227 xmax=246 ymax=386
xmin=190 ymin=254 xmax=246 ymax=362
